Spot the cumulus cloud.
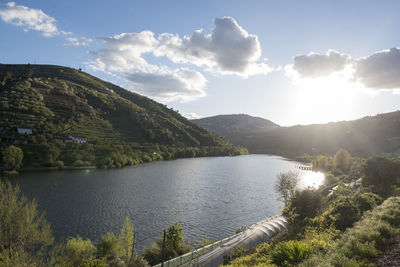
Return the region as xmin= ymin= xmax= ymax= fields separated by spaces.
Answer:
xmin=0 ymin=1 xmax=58 ymax=37
xmin=91 ymin=31 xmax=159 ymax=72
xmin=286 ymin=47 xmax=400 ymax=92
xmin=155 ymin=17 xmax=271 ymax=75
xmin=124 ymin=69 xmax=207 ymax=102
xmin=289 ymin=50 xmax=352 ymax=78
xmin=87 ymin=17 xmax=274 ymax=101
xmin=64 ymin=36 xmax=92 ymax=47
xmin=354 ymin=47 xmax=400 ymax=90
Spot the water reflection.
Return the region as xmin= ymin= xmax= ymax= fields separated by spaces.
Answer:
xmin=300 ymin=171 xmax=325 ymax=188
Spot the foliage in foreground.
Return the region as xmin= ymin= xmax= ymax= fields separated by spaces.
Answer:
xmin=226 ymin=197 xmax=399 ymax=267
xmin=142 ymin=222 xmax=191 ymax=265
xmin=0 ymin=180 xmax=53 ymax=266
xmin=0 ymin=179 xmax=151 ymax=267
xmin=300 ymin=197 xmax=400 ymax=266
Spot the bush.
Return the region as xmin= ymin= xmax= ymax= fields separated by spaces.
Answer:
xmin=300 ymin=197 xmax=400 ymax=267
xmin=2 ymin=145 xmax=24 ymax=171
xmin=65 ymin=236 xmax=96 ymax=267
xmin=0 ymin=180 xmax=54 ymax=266
xmin=362 ymin=157 xmax=400 ymax=197
xmin=270 ymin=240 xmax=312 ymax=266
xmin=319 ymin=192 xmax=380 ymax=231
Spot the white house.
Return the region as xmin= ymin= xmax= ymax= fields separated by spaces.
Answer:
xmin=17 ymin=128 xmax=32 ymax=135
xmin=67 ymin=136 xmax=87 ymax=144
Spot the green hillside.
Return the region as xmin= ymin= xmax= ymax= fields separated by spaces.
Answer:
xmin=192 ymin=114 xmax=279 ymax=137
xmin=193 ymin=112 xmax=400 ymax=158
xmin=0 ymin=64 xmax=246 ymax=169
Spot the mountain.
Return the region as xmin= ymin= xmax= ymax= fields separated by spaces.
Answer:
xmin=0 ymin=64 xmax=247 ymax=168
xmin=192 ymin=114 xmax=279 ymax=138
xmin=192 ymin=112 xmax=400 ymax=157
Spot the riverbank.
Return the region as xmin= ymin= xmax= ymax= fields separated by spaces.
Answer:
xmin=19 ymin=165 xmax=96 ymax=172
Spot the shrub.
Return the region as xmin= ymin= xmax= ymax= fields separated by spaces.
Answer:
xmin=270 ymin=240 xmax=312 ymax=266
xmin=2 ymin=145 xmax=24 ymax=171
xmin=362 ymin=157 xmax=400 ymax=197
xmin=65 ymin=236 xmax=96 ymax=267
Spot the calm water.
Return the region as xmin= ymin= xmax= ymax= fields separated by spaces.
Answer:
xmin=11 ymin=154 xmax=321 ymax=250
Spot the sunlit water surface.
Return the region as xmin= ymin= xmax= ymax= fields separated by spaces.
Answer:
xmin=12 ymin=155 xmax=323 ymax=250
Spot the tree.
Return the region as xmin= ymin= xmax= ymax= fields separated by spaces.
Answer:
xmin=0 ymin=180 xmax=54 ymax=266
xmin=362 ymin=157 xmax=400 ymax=197
xmin=2 ymin=145 xmax=24 ymax=172
xmin=312 ymin=155 xmax=331 ymax=171
xmin=118 ymin=216 xmax=135 ymax=261
xmin=333 ymin=149 xmax=351 ymax=171
xmin=142 ymin=222 xmax=191 ymax=265
xmin=274 ymin=171 xmax=300 ymax=203
xmin=65 ymin=236 xmax=96 ymax=267
xmin=96 ymin=232 xmax=118 ymax=259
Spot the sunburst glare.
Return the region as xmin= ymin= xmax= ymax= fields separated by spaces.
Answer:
xmin=300 ymin=171 xmax=325 ymax=188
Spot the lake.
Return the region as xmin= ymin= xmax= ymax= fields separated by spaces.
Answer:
xmin=11 ymin=154 xmax=323 ymax=250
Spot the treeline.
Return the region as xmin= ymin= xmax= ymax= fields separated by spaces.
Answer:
xmin=0 ymin=140 xmax=247 ymax=172
xmin=0 ymin=179 xmax=198 ymax=266
xmin=225 ymin=153 xmax=400 ymax=266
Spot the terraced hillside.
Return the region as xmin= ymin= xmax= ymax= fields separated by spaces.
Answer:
xmin=0 ymin=64 xmax=246 ymax=168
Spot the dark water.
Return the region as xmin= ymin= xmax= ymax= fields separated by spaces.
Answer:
xmin=11 ymin=154 xmax=317 ymax=250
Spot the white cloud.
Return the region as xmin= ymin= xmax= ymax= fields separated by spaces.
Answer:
xmin=182 ymin=112 xmax=202 ymax=120
xmin=0 ymin=2 xmax=92 ymax=48
xmin=64 ymin=36 xmax=92 ymax=47
xmin=87 ymin=17 xmax=274 ymax=101
xmin=286 ymin=47 xmax=400 ymax=92
xmin=0 ymin=1 xmax=58 ymax=37
xmin=288 ymin=50 xmax=352 ymax=78
xmin=155 ymin=17 xmax=271 ymax=76
xmin=89 ymin=31 xmax=159 ymax=73
xmin=354 ymin=47 xmax=400 ymax=90
xmin=124 ymin=68 xmax=207 ymax=102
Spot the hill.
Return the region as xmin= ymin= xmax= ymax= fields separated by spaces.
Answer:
xmin=192 ymin=114 xmax=279 ymax=138
xmin=0 ymin=64 xmax=247 ymax=169
xmin=193 ymin=112 xmax=400 ymax=157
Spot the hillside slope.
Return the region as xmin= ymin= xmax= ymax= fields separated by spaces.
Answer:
xmin=0 ymin=64 xmax=246 ymax=168
xmin=193 ymin=112 xmax=400 ymax=157
xmin=192 ymin=114 xmax=279 ymax=138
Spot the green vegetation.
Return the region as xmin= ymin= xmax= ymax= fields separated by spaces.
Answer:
xmin=0 ymin=64 xmax=247 ymax=170
xmin=226 ymin=151 xmax=400 ymax=266
xmin=274 ymin=171 xmax=300 ymax=203
xmin=362 ymin=156 xmax=400 ymax=197
xmin=142 ymin=222 xmax=191 ymax=265
xmin=0 ymin=180 xmax=53 ymax=266
xmin=333 ymin=148 xmax=351 ymax=172
xmin=0 ymin=178 xmax=195 ymax=266
xmin=1 ymin=145 xmax=23 ymax=173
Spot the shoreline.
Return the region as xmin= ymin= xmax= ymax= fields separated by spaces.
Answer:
xmin=19 ymin=166 xmax=96 ymax=172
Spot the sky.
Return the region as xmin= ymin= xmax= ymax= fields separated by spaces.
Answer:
xmin=0 ymin=0 xmax=399 ymax=126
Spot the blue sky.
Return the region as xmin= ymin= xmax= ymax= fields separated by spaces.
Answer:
xmin=1 ymin=0 xmax=400 ymax=126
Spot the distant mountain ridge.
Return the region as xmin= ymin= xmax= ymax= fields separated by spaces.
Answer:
xmin=0 ymin=64 xmax=246 ymax=168
xmin=192 ymin=114 xmax=279 ymax=137
xmin=192 ymin=112 xmax=400 ymax=157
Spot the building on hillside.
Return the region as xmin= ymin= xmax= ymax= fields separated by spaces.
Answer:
xmin=64 ymin=136 xmax=87 ymax=144
xmin=17 ymin=128 xmax=32 ymax=135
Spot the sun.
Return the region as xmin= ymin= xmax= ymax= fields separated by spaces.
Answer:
xmin=289 ymin=67 xmax=362 ymax=124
